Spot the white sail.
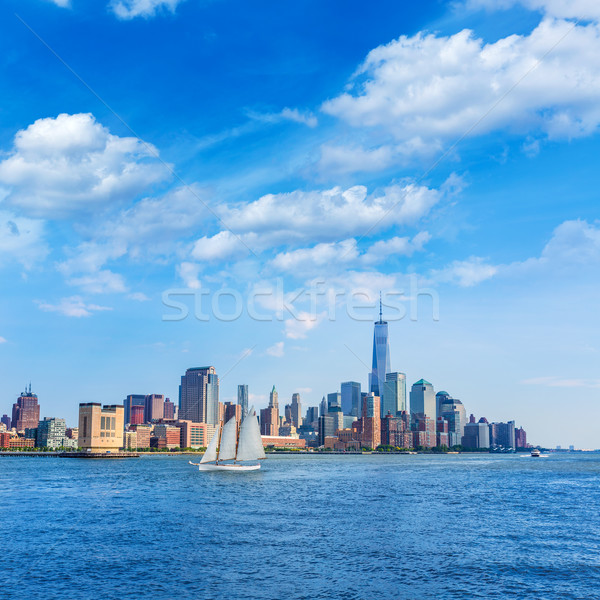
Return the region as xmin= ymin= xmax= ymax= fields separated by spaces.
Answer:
xmin=200 ymin=422 xmax=221 ymax=463
xmin=236 ymin=410 xmax=266 ymax=462
xmin=217 ymin=417 xmax=237 ymax=461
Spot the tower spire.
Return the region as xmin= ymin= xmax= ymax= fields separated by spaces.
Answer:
xmin=379 ymin=291 xmax=383 ymax=323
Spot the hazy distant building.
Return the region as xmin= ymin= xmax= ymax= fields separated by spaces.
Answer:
xmin=123 ymin=394 xmax=145 ymax=425
xmin=515 ymin=427 xmax=527 ymax=448
xmin=270 ymin=385 xmax=279 ymax=410
xmin=369 ymin=299 xmax=391 ymax=398
xmin=410 ymin=379 xmax=436 ymax=420
xmin=163 ymin=398 xmax=176 ymax=420
xmin=319 ymin=396 xmax=327 ymax=417
xmin=12 ymin=385 xmax=40 ymax=431
xmin=462 ymin=416 xmax=490 ymax=449
xmin=305 ymin=406 xmax=319 ymax=428
xmin=36 ymin=417 xmax=67 ymax=449
xmin=327 ymin=392 xmax=341 ymax=411
xmin=291 ymin=393 xmax=302 ymax=428
xmin=318 ymin=415 xmax=334 ymax=446
xmin=78 ymin=404 xmax=125 ymax=453
xmin=341 ymin=381 xmax=361 ymax=416
xmin=382 ymin=372 xmax=406 ymax=417
xmin=1 ymin=414 xmax=11 ymax=429
xmin=237 ymin=384 xmax=249 ymax=417
xmin=179 ymin=366 xmax=219 ymax=425
xmin=144 ymin=394 xmax=164 ymax=423
xmin=439 ymin=394 xmax=467 ymax=447
xmin=489 ymin=421 xmax=516 ymax=449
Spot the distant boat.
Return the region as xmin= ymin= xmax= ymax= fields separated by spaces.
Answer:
xmin=189 ymin=408 xmax=266 ymax=472
xmin=531 ymin=448 xmax=541 ymax=457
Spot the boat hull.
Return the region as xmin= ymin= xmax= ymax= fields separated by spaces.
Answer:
xmin=189 ymin=461 xmax=261 ymax=472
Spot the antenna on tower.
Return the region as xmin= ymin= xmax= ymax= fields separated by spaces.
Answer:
xmin=379 ymin=291 xmax=383 ymax=323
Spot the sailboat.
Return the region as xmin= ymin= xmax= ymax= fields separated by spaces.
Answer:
xmin=189 ymin=409 xmax=266 ymax=472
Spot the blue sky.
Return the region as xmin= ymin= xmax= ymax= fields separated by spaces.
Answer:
xmin=1 ymin=0 xmax=599 ymax=447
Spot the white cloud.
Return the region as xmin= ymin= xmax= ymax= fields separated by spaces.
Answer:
xmin=50 ymin=0 xmax=71 ymax=7
xmin=222 ymin=181 xmax=443 ymax=244
xmin=0 ymin=336 xmax=7 ymax=344
xmin=66 ymin=270 xmax=128 ymax=294
xmin=269 ymin=233 xmax=430 ymax=275
xmin=463 ymin=0 xmax=600 ymax=20
xmin=0 ymin=113 xmax=169 ymax=218
xmin=36 ymin=296 xmax=113 ymax=318
xmin=0 ymin=212 xmax=48 ymax=269
xmin=128 ymin=292 xmax=150 ymax=302
xmin=248 ymin=107 xmax=318 ymax=128
xmin=284 ymin=311 xmax=327 ymax=340
xmin=191 ymin=230 xmax=253 ymax=262
xmin=110 ymin=0 xmax=185 ymax=20
xmin=322 ymin=19 xmax=600 ymax=155
xmin=433 ymin=256 xmax=499 ymax=287
xmin=177 ymin=262 xmax=202 ymax=289
xmin=270 ymin=239 xmax=359 ymax=274
xmin=266 ymin=341 xmax=285 ymax=357
xmin=319 ymin=144 xmax=394 ymax=174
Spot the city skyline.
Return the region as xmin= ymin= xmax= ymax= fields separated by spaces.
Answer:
xmin=0 ymin=1 xmax=599 ymax=448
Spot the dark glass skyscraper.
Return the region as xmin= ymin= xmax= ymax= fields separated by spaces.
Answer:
xmin=237 ymin=384 xmax=249 ymax=417
xmin=179 ymin=367 xmax=219 ymax=425
xmin=369 ymin=298 xmax=391 ymax=398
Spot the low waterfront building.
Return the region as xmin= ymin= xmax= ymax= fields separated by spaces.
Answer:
xmin=36 ymin=417 xmax=67 ymax=449
xmin=261 ymin=435 xmax=306 ymax=449
xmin=154 ymin=424 xmax=181 ymax=449
xmin=78 ymin=403 xmax=125 ymax=453
xmin=462 ymin=415 xmax=490 ymax=449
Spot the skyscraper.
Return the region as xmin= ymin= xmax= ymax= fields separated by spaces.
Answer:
xmin=163 ymin=398 xmax=176 ymax=420
xmin=123 ymin=394 xmax=145 ymax=425
xmin=237 ymin=384 xmax=249 ymax=417
xmin=369 ymin=296 xmax=391 ymax=398
xmin=269 ymin=385 xmax=279 ymax=410
xmin=341 ymin=381 xmax=361 ymax=416
xmin=1 ymin=414 xmax=11 ymax=429
xmin=145 ymin=394 xmax=165 ymax=423
xmin=12 ymin=385 xmax=40 ymax=431
xmin=319 ymin=396 xmax=327 ymax=417
xmin=382 ymin=372 xmax=406 ymax=417
xmin=291 ymin=393 xmax=302 ymax=428
xmin=409 ymin=379 xmax=436 ymax=420
xmin=179 ymin=367 xmax=219 ymax=425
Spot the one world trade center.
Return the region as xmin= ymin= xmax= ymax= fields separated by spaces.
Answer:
xmin=369 ymin=295 xmax=391 ymax=398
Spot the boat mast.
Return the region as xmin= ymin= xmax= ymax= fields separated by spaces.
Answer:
xmin=233 ymin=418 xmax=240 ymax=463
xmin=215 ymin=420 xmax=224 ymax=465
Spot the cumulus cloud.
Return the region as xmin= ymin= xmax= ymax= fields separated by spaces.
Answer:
xmin=284 ymin=311 xmax=327 ymax=340
xmin=268 ymin=232 xmax=430 ymax=275
xmin=322 ymin=19 xmax=600 ymax=156
xmin=66 ymin=270 xmax=128 ymax=294
xmin=0 ymin=113 xmax=169 ymax=218
xmin=177 ymin=262 xmax=202 ymax=289
xmin=36 ymin=296 xmax=112 ymax=318
xmin=110 ymin=0 xmax=185 ymax=20
xmin=221 ymin=180 xmax=443 ymax=245
xmin=433 ymin=256 xmax=499 ymax=287
xmin=0 ymin=212 xmax=48 ymax=269
xmin=249 ymin=107 xmax=318 ymax=128
xmin=463 ymin=0 xmax=600 ymax=20
xmin=266 ymin=341 xmax=285 ymax=357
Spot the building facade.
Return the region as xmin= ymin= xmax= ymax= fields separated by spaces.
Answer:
xmin=369 ymin=300 xmax=391 ymax=398
xmin=12 ymin=385 xmax=40 ymax=431
xmin=78 ymin=404 xmax=125 ymax=453
xmin=237 ymin=384 xmax=249 ymax=417
xmin=341 ymin=381 xmax=361 ymax=417
xmin=410 ymin=379 xmax=436 ymax=421
xmin=36 ymin=417 xmax=67 ymax=449
xmin=382 ymin=372 xmax=406 ymax=417
xmin=123 ymin=394 xmax=145 ymax=425
xmin=179 ymin=367 xmax=219 ymax=425
xmin=145 ymin=394 xmax=165 ymax=423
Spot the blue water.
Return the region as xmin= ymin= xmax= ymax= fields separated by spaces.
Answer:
xmin=2 ymin=453 xmax=600 ymax=599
